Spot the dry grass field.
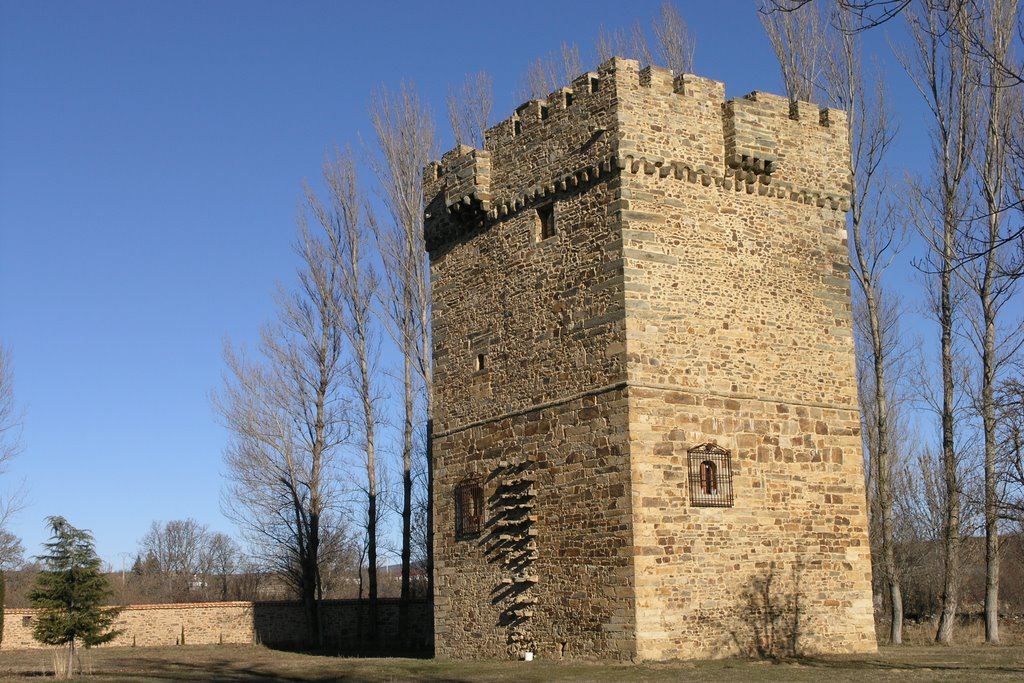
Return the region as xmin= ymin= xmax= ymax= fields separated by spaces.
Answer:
xmin=0 ymin=640 xmax=1021 ymax=683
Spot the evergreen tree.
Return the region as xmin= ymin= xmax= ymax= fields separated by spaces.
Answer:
xmin=29 ymin=516 xmax=121 ymax=678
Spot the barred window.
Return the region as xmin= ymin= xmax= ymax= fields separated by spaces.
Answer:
xmin=454 ymin=478 xmax=484 ymax=538
xmin=687 ymin=443 xmax=734 ymax=507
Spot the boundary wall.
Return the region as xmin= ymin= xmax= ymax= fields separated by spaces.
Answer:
xmin=2 ymin=599 xmax=430 ymax=652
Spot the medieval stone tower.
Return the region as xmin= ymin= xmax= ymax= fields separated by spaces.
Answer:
xmin=424 ymin=58 xmax=876 ymax=661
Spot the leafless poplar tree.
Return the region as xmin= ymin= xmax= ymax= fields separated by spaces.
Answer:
xmin=760 ymin=0 xmax=827 ymax=102
xmin=215 ymin=178 xmax=351 ymax=645
xmin=653 ymin=2 xmax=695 ymax=73
xmin=596 ymin=5 xmax=695 ymax=74
xmin=446 ymin=71 xmax=493 ymax=148
xmin=818 ymin=4 xmax=908 ymax=643
xmin=769 ymin=1 xmax=1024 ymax=89
xmin=960 ymin=0 xmax=1023 ymax=644
xmin=0 ymin=342 xmax=25 ymax=564
xmin=522 ymin=43 xmax=583 ymax=100
xmin=596 ymin=21 xmax=653 ymax=66
xmin=765 ymin=1 xmax=914 ymax=31
xmin=368 ymin=81 xmax=435 ymax=642
xmin=305 ymin=147 xmax=383 ymax=629
xmin=0 ymin=343 xmax=19 ymax=470
xmin=901 ymin=0 xmax=978 ymax=643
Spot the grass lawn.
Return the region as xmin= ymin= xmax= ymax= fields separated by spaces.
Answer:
xmin=0 ymin=642 xmax=1022 ymax=683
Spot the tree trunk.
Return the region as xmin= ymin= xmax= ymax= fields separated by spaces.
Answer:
xmin=865 ymin=286 xmax=902 ymax=644
xmin=935 ymin=215 xmax=960 ymax=644
xmin=367 ymin=487 xmax=378 ymax=645
xmin=302 ymin=515 xmax=321 ymax=649
xmin=982 ymin=248 xmax=1000 ymax=645
xmin=426 ymin=416 xmax=434 ymax=647
xmin=400 ymin=337 xmax=413 ymax=647
xmin=979 ymin=0 xmax=1013 ymax=643
xmin=67 ymin=637 xmax=75 ymax=679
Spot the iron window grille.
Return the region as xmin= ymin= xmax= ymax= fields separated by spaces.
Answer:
xmin=454 ymin=477 xmax=484 ymax=538
xmin=687 ymin=443 xmax=734 ymax=507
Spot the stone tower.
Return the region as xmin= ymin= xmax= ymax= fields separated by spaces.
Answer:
xmin=424 ymin=58 xmax=876 ymax=661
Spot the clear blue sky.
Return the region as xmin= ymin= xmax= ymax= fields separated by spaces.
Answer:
xmin=0 ymin=1 xmax=944 ymax=568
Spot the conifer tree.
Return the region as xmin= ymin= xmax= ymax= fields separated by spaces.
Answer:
xmin=29 ymin=516 xmax=121 ymax=678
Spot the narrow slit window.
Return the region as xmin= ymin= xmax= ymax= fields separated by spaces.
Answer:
xmin=513 ymin=119 xmax=522 ymax=136
xmin=475 ymin=353 xmax=486 ymax=372
xmin=687 ymin=443 xmax=734 ymax=507
xmin=537 ymin=203 xmax=556 ymax=241
xmin=455 ymin=479 xmax=484 ymax=538
xmin=590 ymin=77 xmax=600 ymax=93
xmin=565 ymin=91 xmax=574 ymax=107
xmin=540 ymin=105 xmax=549 ymax=120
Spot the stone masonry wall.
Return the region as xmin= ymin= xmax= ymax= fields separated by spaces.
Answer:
xmin=2 ymin=600 xmax=430 ymax=652
xmin=610 ymin=59 xmax=874 ymax=658
xmin=426 ymin=57 xmax=875 ymax=661
xmin=3 ymin=602 xmax=255 ymax=650
xmin=433 ymin=390 xmax=635 ymax=660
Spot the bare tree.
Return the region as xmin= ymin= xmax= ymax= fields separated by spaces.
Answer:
xmin=595 ymin=3 xmax=693 ymax=74
xmin=960 ymin=0 xmax=1023 ymax=643
xmin=522 ymin=42 xmax=583 ymax=100
xmin=205 ymin=532 xmax=241 ymax=601
xmin=305 ymin=146 xmax=383 ymax=635
xmin=0 ymin=342 xmax=25 ymax=545
xmin=766 ymin=1 xmax=1024 ymax=88
xmin=764 ymin=1 xmax=915 ymax=31
xmin=0 ymin=343 xmax=19 ymax=467
xmin=446 ymin=71 xmax=493 ymax=149
xmin=215 ymin=177 xmax=350 ymax=645
xmin=653 ymin=2 xmax=695 ymax=73
xmin=901 ymin=0 xmax=978 ymax=643
xmin=140 ymin=519 xmax=212 ymax=602
xmin=819 ymin=4 xmax=907 ymax=643
xmin=999 ymin=378 xmax=1024 ymax=523
xmin=368 ymin=81 xmax=435 ymax=644
xmin=596 ymin=22 xmax=654 ymax=66
xmin=0 ymin=528 xmax=24 ymax=571
xmin=760 ymin=0 xmax=828 ymax=102
xmin=317 ymin=522 xmax=360 ymax=598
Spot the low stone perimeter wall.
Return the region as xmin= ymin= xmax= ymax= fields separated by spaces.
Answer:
xmin=2 ymin=599 xmax=431 ymax=652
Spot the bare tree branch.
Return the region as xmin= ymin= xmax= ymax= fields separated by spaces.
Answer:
xmin=446 ymin=72 xmax=492 ymax=149
xmin=760 ymin=0 xmax=828 ymax=102
xmin=653 ymin=2 xmax=695 ymax=73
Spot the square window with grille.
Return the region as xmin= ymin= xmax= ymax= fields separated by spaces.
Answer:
xmin=454 ymin=478 xmax=484 ymax=538
xmin=687 ymin=443 xmax=734 ymax=507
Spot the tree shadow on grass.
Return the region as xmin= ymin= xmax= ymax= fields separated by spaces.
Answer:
xmin=781 ymin=654 xmax=1024 ymax=675
xmin=86 ymin=654 xmax=476 ymax=683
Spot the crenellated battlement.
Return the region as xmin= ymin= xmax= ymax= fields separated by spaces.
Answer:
xmin=425 ymin=57 xmax=850 ymax=252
